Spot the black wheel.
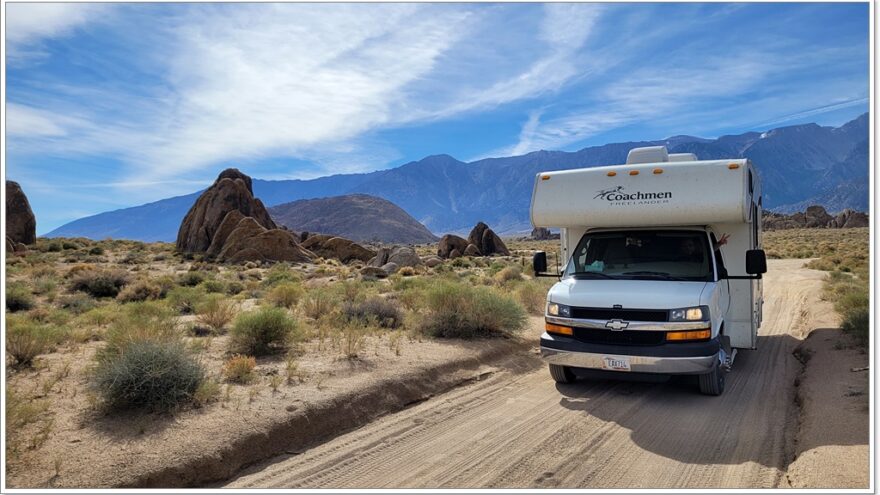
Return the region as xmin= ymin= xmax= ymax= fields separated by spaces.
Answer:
xmin=549 ymin=364 xmax=576 ymax=384
xmin=698 ymin=363 xmax=725 ymax=396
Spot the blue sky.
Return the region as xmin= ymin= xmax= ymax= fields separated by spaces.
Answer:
xmin=5 ymin=2 xmax=869 ymax=234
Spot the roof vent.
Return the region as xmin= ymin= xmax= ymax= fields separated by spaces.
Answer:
xmin=668 ymin=153 xmax=698 ymax=162
xmin=626 ymin=146 xmax=669 ymax=164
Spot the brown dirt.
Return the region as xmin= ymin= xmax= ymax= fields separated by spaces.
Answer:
xmin=5 ymin=322 xmax=530 ymax=488
xmin=226 ymin=259 xmax=869 ymax=489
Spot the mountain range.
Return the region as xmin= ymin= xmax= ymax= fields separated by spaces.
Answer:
xmin=46 ymin=113 xmax=869 ymax=241
xmin=269 ymin=194 xmax=438 ymax=244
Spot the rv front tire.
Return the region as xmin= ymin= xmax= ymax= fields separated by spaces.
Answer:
xmin=549 ymin=364 xmax=576 ymax=384
xmin=698 ymin=363 xmax=725 ymax=396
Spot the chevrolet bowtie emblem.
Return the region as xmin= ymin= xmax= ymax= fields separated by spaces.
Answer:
xmin=605 ymin=319 xmax=629 ymax=331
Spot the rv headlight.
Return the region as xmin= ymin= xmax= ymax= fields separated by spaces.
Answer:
xmin=669 ymin=306 xmax=710 ymax=322
xmin=547 ymin=302 xmax=571 ymax=318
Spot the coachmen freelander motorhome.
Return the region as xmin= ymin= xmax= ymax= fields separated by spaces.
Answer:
xmin=530 ymin=146 xmax=766 ymax=395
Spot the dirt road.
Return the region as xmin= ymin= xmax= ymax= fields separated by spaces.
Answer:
xmin=226 ymin=260 xmax=852 ymax=489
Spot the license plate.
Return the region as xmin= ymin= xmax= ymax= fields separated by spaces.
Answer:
xmin=602 ymin=356 xmax=631 ymax=372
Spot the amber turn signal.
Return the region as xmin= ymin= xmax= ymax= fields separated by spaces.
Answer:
xmin=607 ymin=171 xmax=617 ymax=177
xmin=546 ymin=322 xmax=573 ymax=336
xmin=728 ymin=163 xmax=740 ymax=169
xmin=666 ymin=329 xmax=711 ymax=341
xmin=629 ymin=170 xmax=639 ymax=176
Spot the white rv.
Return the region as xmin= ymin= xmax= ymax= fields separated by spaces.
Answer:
xmin=530 ymin=146 xmax=766 ymax=395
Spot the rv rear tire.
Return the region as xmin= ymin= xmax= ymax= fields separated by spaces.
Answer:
xmin=549 ymin=364 xmax=575 ymax=384
xmin=698 ymin=363 xmax=725 ymax=396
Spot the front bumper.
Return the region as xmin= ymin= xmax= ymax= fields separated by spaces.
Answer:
xmin=540 ymin=332 xmax=720 ymax=375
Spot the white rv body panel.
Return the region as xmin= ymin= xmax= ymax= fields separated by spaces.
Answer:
xmin=530 ymin=159 xmax=750 ymax=229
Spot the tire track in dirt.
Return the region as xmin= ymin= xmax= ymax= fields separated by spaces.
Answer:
xmin=226 ymin=259 xmax=828 ymax=489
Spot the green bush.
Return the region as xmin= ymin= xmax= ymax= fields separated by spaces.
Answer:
xmin=263 ymin=264 xmax=300 ymax=287
xmin=841 ymin=307 xmax=869 ymax=346
xmin=116 ymin=279 xmax=161 ymax=303
xmin=229 ymin=307 xmax=299 ymax=355
xmin=267 ymin=282 xmax=304 ymax=309
xmin=6 ymin=320 xmax=55 ymax=367
xmin=57 ymin=293 xmax=96 ymax=314
xmin=420 ymin=282 xmax=526 ymax=339
xmin=88 ymin=246 xmax=105 ymax=255
xmin=343 ymin=297 xmax=402 ymax=328
xmin=199 ymin=279 xmax=226 ymax=294
xmin=6 ymin=282 xmax=35 ymax=312
xmin=177 ymin=271 xmax=206 ymax=287
xmin=165 ymin=286 xmax=207 ymax=315
xmin=93 ymin=340 xmax=204 ymax=411
xmin=100 ymin=302 xmax=179 ymax=358
xmin=70 ymin=269 xmax=129 ymax=297
xmin=226 ymin=281 xmax=245 ymax=295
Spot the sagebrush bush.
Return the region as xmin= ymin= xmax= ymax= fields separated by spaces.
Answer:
xmin=262 ymin=264 xmax=299 ymax=287
xmin=199 ymin=279 xmax=226 ymax=294
xmin=196 ymin=295 xmax=236 ymax=332
xmin=841 ymin=307 xmax=869 ymax=346
xmin=100 ymin=302 xmax=179 ymax=359
xmin=515 ymin=281 xmax=547 ymax=315
xmin=165 ymin=286 xmax=207 ymax=314
xmin=420 ymin=282 xmax=526 ymax=339
xmin=398 ymin=266 xmax=416 ymax=277
xmin=57 ymin=293 xmax=96 ymax=314
xmin=267 ymin=282 xmax=303 ymax=309
xmin=226 ymin=281 xmax=245 ymax=295
xmin=6 ymin=320 xmax=55 ymax=367
xmin=6 ymin=282 xmax=35 ymax=312
xmin=177 ymin=271 xmax=206 ymax=287
xmin=222 ymin=354 xmax=256 ymax=383
xmin=229 ymin=307 xmax=299 ymax=355
xmin=93 ymin=340 xmax=204 ymax=411
xmin=302 ymin=289 xmax=337 ymax=320
xmin=494 ymin=265 xmax=522 ymax=284
xmin=116 ymin=279 xmax=161 ymax=303
xmin=343 ymin=297 xmax=402 ymax=328
xmin=70 ymin=269 xmax=129 ymax=297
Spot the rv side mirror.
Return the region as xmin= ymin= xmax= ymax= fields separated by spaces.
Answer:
xmin=746 ymin=249 xmax=767 ymax=275
xmin=533 ymin=251 xmax=548 ymax=274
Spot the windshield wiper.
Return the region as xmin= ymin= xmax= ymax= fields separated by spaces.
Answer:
xmin=620 ymin=271 xmax=687 ymax=281
xmin=568 ymin=271 xmax=615 ymax=279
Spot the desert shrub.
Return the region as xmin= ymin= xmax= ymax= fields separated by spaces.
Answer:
xmin=65 ymin=263 xmax=97 ymax=279
xmin=100 ymin=302 xmax=179 ymax=358
xmin=32 ymin=275 xmax=58 ymax=295
xmin=70 ymin=269 xmax=129 ymax=297
xmin=6 ymin=320 xmax=55 ymax=367
xmin=841 ymin=307 xmax=869 ymax=346
xmin=27 ymin=307 xmax=72 ymax=326
xmin=177 ymin=271 xmax=206 ymax=287
xmin=89 ymin=246 xmax=105 ymax=255
xmin=398 ymin=266 xmax=416 ymax=277
xmin=494 ymin=265 xmax=522 ymax=284
xmin=165 ymin=286 xmax=207 ymax=315
xmin=120 ymin=252 xmax=147 ymax=264
xmin=76 ymin=304 xmax=122 ymax=328
xmin=343 ymin=297 xmax=402 ymax=329
xmin=93 ymin=340 xmax=204 ymax=411
xmin=262 ymin=264 xmax=299 ymax=287
xmin=451 ymin=257 xmax=472 ymax=268
xmin=199 ymin=279 xmax=226 ymax=294
xmin=301 ymin=289 xmax=338 ymax=320
xmin=116 ymin=279 xmax=161 ymax=303
xmin=420 ymin=282 xmax=526 ymax=339
xmin=46 ymin=241 xmax=62 ymax=252
xmin=6 ymin=282 xmax=35 ymax=312
xmin=193 ymin=379 xmax=220 ymax=407
xmin=229 ymin=307 xmax=299 ymax=355
xmin=267 ymin=282 xmax=304 ymax=309
xmin=57 ymin=293 xmax=96 ymax=314
xmin=196 ymin=295 xmax=237 ymax=332
xmin=222 ymin=354 xmax=256 ymax=383
xmin=226 ymin=281 xmax=245 ymax=295
xmin=515 ymin=281 xmax=547 ymax=315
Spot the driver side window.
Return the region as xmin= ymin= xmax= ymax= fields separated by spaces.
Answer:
xmin=709 ymin=232 xmax=727 ymax=278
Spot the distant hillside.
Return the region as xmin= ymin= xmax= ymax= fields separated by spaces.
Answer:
xmin=269 ymin=194 xmax=438 ymax=244
xmin=47 ymin=113 xmax=869 ymax=241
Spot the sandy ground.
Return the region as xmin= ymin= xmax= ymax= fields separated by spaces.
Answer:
xmin=227 ymin=259 xmax=869 ymax=489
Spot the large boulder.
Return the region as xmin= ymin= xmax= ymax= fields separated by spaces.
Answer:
xmin=6 ymin=181 xmax=36 ymax=245
xmin=531 ymin=227 xmax=551 ymax=240
xmin=829 ymin=209 xmax=869 ymax=228
xmin=300 ymin=234 xmax=376 ymax=263
xmin=437 ymin=234 xmax=468 ymax=259
xmin=369 ymin=246 xmax=423 ymax=268
xmin=467 ymin=222 xmax=510 ymax=256
xmin=217 ymin=217 xmax=313 ymax=263
xmin=176 ymin=168 xmax=276 ymax=253
xmin=803 ymin=205 xmax=833 ymax=228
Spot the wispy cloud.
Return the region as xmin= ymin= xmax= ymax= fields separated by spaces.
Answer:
xmin=6 ymin=3 xmax=109 ymax=61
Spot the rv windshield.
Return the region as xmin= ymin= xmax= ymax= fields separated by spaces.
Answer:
xmin=564 ymin=230 xmax=714 ymax=282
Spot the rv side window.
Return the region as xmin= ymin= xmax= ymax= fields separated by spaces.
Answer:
xmin=710 ymin=232 xmax=727 ymax=277
xmin=748 ymin=170 xmax=754 ymax=195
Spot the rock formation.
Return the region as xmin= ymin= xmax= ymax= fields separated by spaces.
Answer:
xmin=300 ymin=234 xmax=376 ymax=263
xmin=176 ymin=169 xmax=277 ymax=253
xmin=437 ymin=222 xmax=510 ymax=259
xmin=176 ymin=169 xmax=312 ymax=263
xmin=763 ymin=205 xmax=869 ymax=230
xmin=6 ymin=181 xmax=36 ymax=246
xmin=369 ymin=246 xmax=423 ymax=268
